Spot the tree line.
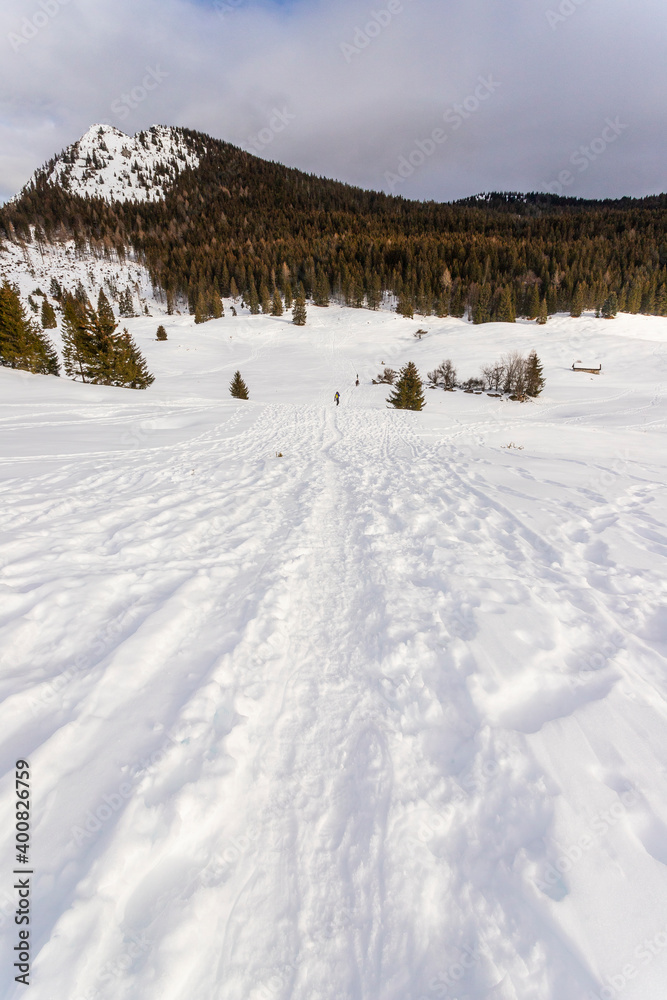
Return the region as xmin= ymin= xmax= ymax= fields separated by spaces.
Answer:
xmin=0 ymin=279 xmax=153 ymax=388
xmin=2 ymin=127 xmax=666 ymax=323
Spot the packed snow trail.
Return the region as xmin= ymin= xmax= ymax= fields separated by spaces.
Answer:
xmin=1 ymin=309 xmax=667 ymax=1000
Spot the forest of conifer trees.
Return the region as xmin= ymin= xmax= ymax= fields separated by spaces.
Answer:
xmin=2 ymin=129 xmax=666 ymax=323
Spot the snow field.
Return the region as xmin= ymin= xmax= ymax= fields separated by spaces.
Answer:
xmin=0 ymin=305 xmax=666 ymax=1000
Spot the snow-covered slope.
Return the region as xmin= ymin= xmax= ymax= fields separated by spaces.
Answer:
xmin=22 ymin=123 xmax=201 ymax=203
xmin=0 ymin=234 xmax=164 ymax=318
xmin=1 ymin=307 xmax=666 ymax=1000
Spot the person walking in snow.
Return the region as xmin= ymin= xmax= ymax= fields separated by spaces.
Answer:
xmin=334 ymin=391 xmax=340 ymax=406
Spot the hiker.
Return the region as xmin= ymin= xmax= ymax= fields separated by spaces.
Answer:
xmin=334 ymin=391 xmax=340 ymax=406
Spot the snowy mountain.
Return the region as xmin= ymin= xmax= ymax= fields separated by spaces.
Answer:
xmin=21 ymin=123 xmax=202 ymax=203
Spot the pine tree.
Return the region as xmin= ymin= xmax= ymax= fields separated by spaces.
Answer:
xmin=367 ymin=274 xmax=382 ymax=311
xmin=450 ymin=283 xmax=465 ymax=318
xmin=525 ymin=284 xmax=540 ymax=320
xmin=601 ymin=293 xmax=618 ymax=319
xmin=211 ymin=289 xmax=224 ymax=319
xmin=0 ymin=281 xmax=60 ymax=375
xmin=387 ymin=361 xmax=426 ymax=410
xmin=524 ymin=350 xmax=545 ymax=397
xmin=41 ymin=298 xmax=57 ymax=329
xmin=292 ymin=291 xmax=307 ymax=326
xmin=473 ymin=284 xmax=492 ymax=324
xmin=62 ymin=297 xmax=95 ymax=382
xmin=570 ymin=284 xmax=584 ymax=318
xmin=271 ymin=289 xmax=283 ymax=316
xmin=537 ymin=297 xmax=548 ymax=324
xmin=397 ymin=293 xmax=414 ymax=318
xmin=111 ymin=329 xmax=155 ymax=388
xmin=313 ymin=270 xmax=330 ymax=307
xmin=248 ymin=281 xmax=260 ymax=315
xmin=119 ymin=287 xmax=134 ymax=317
xmin=156 ymin=325 xmax=167 ymax=340
xmin=495 ymin=286 xmax=516 ymax=323
xmin=229 ymin=277 xmax=239 ymax=301
xmin=626 ymin=282 xmax=642 ymax=314
xmin=194 ymin=288 xmax=209 ymax=324
xmin=283 ymin=282 xmax=293 ymax=311
xmin=229 ymin=370 xmax=249 ymax=399
xmin=260 ymin=283 xmax=272 ymax=314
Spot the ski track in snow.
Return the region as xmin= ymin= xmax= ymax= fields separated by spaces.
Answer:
xmin=1 ymin=311 xmax=667 ymax=1000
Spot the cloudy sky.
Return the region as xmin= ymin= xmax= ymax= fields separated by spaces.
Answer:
xmin=1 ymin=0 xmax=665 ymax=204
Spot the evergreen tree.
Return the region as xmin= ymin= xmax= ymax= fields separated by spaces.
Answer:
xmin=601 ymin=293 xmax=618 ymax=319
xmin=397 ymin=293 xmax=414 ymax=318
xmin=211 ymin=289 xmax=224 ymax=318
xmin=537 ymin=297 xmax=548 ymax=324
xmin=313 ymin=269 xmax=330 ymax=307
xmin=62 ymin=297 xmax=95 ymax=382
xmin=41 ymin=298 xmax=57 ymax=329
xmin=525 ymin=284 xmax=540 ymax=320
xmin=0 ymin=281 xmax=60 ymax=375
xmin=283 ymin=282 xmax=293 ymax=311
xmin=450 ymin=283 xmax=465 ymax=318
xmin=367 ymin=274 xmax=382 ymax=311
xmin=229 ymin=370 xmax=249 ymax=399
xmin=119 ymin=287 xmax=134 ymax=317
xmin=96 ymin=288 xmax=116 ymax=335
xmin=260 ymin=282 xmax=272 ymax=314
xmin=435 ymin=296 xmax=449 ymax=318
xmin=570 ymin=284 xmax=584 ymax=318
xmin=248 ymin=281 xmax=260 ymax=315
xmin=626 ymin=282 xmax=642 ymax=314
xmin=229 ymin=277 xmax=239 ymax=301
xmin=194 ymin=288 xmax=209 ymax=324
xmin=111 ymin=329 xmax=155 ymax=388
xmin=472 ymin=284 xmax=492 ymax=324
xmin=387 ymin=361 xmax=426 ymax=410
xmin=49 ymin=277 xmax=62 ymax=300
xmin=495 ymin=286 xmax=516 ymax=323
xmin=524 ymin=350 xmax=545 ymax=397
xmin=156 ymin=324 xmax=167 ymax=340
xmin=292 ymin=290 xmax=307 ymax=326
xmin=271 ymin=289 xmax=283 ymax=316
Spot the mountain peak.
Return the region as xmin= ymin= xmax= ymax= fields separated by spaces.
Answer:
xmin=28 ymin=123 xmax=202 ymax=204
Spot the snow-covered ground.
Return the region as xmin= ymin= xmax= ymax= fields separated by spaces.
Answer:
xmin=1 ymin=305 xmax=666 ymax=1000
xmin=0 ymin=236 xmax=165 ymax=319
